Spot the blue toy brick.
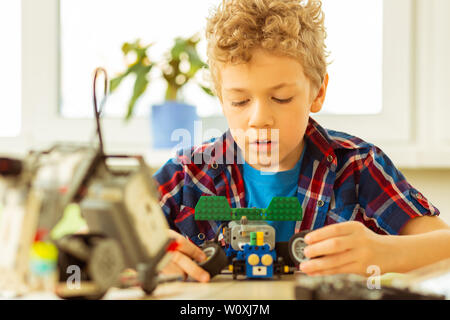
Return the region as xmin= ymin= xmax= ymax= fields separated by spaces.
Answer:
xmin=241 ymin=244 xmax=276 ymax=279
xmin=225 ymin=245 xmax=238 ymax=259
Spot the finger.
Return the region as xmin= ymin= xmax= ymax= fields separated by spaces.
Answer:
xmin=300 ymin=249 xmax=357 ymax=274
xmin=176 ymin=238 xmax=208 ymax=263
xmin=168 ymin=230 xmax=207 ymax=263
xmin=304 ymin=235 xmax=354 ymax=258
xmin=171 ymin=251 xmax=210 ymax=283
xmin=167 ymin=229 xmax=184 ymax=240
xmin=308 ymin=262 xmax=361 ymax=276
xmin=160 ymin=262 xmax=187 ymax=280
xmin=305 ymin=221 xmax=359 ymax=244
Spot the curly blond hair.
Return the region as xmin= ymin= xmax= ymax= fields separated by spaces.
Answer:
xmin=206 ymin=0 xmax=328 ymax=98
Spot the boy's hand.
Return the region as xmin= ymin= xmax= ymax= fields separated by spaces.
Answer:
xmin=299 ymin=221 xmax=391 ymax=276
xmin=160 ymin=230 xmax=211 ymax=283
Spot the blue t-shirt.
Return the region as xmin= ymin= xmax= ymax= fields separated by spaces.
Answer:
xmin=242 ymin=144 xmax=306 ymax=242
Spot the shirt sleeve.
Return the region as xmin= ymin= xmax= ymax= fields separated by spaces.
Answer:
xmin=358 ymin=146 xmax=440 ymax=235
xmin=152 ymin=157 xmax=185 ymax=233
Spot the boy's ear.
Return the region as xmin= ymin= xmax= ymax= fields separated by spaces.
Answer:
xmin=310 ymin=73 xmax=329 ymax=113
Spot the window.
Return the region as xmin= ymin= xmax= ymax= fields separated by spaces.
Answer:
xmin=59 ymin=0 xmax=383 ymax=119
xmin=0 ymin=1 xmax=21 ymax=137
xmin=321 ymin=0 xmax=382 ymax=115
xmin=8 ymin=0 xmax=448 ymax=167
xmin=60 ymin=0 xmax=221 ymax=119
xmin=315 ymin=0 xmax=412 ymax=143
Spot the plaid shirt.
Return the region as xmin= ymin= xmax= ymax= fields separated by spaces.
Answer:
xmin=154 ymin=117 xmax=439 ymax=246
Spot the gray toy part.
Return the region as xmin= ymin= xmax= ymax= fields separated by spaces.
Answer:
xmin=290 ymin=236 xmax=308 ymax=263
xmin=229 ymin=221 xmax=275 ymax=251
xmin=88 ymin=237 xmax=125 ymax=291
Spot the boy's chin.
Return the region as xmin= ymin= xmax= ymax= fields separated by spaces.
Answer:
xmin=246 ymin=143 xmax=279 ymax=156
xmin=245 ymin=152 xmax=281 ymax=171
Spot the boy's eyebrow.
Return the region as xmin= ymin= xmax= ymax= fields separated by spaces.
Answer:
xmin=223 ymin=87 xmax=247 ymax=93
xmin=269 ymin=82 xmax=297 ymax=90
xmin=224 ymin=82 xmax=297 ymax=92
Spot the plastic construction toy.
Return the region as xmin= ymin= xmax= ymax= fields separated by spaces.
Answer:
xmin=294 ymin=273 xmax=446 ymax=300
xmin=0 ymin=68 xmax=175 ymax=300
xmin=194 ymin=196 xmax=310 ymax=280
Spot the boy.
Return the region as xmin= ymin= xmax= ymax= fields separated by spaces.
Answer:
xmin=154 ymin=0 xmax=450 ymax=283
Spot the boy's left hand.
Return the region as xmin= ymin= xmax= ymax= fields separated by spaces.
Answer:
xmin=299 ymin=221 xmax=392 ymax=276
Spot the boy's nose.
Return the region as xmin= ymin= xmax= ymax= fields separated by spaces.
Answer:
xmin=248 ymin=100 xmax=274 ymax=129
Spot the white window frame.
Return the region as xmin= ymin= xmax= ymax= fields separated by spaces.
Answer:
xmin=315 ymin=0 xmax=412 ymax=143
xmin=420 ymin=0 xmax=450 ymax=167
xmin=2 ymin=0 xmax=450 ymax=168
xmin=379 ymin=0 xmax=450 ymax=167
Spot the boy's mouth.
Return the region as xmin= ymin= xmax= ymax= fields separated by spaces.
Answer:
xmin=249 ymin=140 xmax=276 ymax=150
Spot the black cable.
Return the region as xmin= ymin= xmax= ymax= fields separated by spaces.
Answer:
xmin=213 ymin=222 xmax=229 ymax=243
xmin=92 ymin=67 xmax=108 ymax=156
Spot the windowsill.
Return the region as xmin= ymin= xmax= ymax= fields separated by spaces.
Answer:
xmin=2 ymin=112 xmax=450 ymax=169
xmin=143 ymin=146 xmax=450 ymax=170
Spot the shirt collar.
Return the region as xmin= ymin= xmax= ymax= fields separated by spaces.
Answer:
xmin=303 ymin=117 xmax=338 ymax=170
xmin=200 ymin=117 xmax=346 ymax=178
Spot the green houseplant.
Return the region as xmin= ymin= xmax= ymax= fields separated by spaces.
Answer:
xmin=110 ymin=34 xmax=214 ymax=149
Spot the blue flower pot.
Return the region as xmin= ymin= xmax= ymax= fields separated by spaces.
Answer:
xmin=151 ymin=101 xmax=199 ymax=149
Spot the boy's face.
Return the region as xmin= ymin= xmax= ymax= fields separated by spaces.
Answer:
xmin=219 ymin=48 xmax=328 ymax=171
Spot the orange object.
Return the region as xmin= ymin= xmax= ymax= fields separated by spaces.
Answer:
xmin=166 ymin=240 xmax=180 ymax=252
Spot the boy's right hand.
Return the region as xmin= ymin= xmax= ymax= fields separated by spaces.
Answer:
xmin=160 ymin=229 xmax=210 ymax=283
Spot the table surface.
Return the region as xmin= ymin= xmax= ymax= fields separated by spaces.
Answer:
xmin=12 ymin=262 xmax=450 ymax=300
xmin=16 ymin=274 xmax=297 ymax=300
xmin=136 ymin=274 xmax=296 ymax=300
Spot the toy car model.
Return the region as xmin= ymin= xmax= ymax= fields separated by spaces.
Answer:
xmin=194 ymin=196 xmax=311 ymax=279
xmin=0 ymin=68 xmax=174 ymax=299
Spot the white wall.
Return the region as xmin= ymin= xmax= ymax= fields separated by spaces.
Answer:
xmin=400 ymin=169 xmax=450 ymax=226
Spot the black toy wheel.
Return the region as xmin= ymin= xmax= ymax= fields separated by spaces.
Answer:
xmin=288 ymin=230 xmax=310 ymax=265
xmin=55 ymin=247 xmax=108 ymax=300
xmin=198 ymin=242 xmax=228 ymax=278
xmin=55 ymin=233 xmax=125 ymax=300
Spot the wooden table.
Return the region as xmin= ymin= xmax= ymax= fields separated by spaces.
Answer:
xmin=104 ymin=274 xmax=297 ymax=300
xmin=13 ymin=259 xmax=450 ymax=300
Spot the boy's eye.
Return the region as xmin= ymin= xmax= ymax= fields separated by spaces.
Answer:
xmin=272 ymin=97 xmax=293 ymax=104
xmin=231 ymin=99 xmax=250 ymax=107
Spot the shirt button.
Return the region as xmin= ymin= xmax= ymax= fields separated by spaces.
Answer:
xmin=327 ymin=155 xmax=334 ymax=163
xmin=197 ymin=233 xmax=206 ymax=241
xmin=317 ymin=200 xmax=325 ymax=207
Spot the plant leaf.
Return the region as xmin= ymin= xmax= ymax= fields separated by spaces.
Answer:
xmin=125 ymin=65 xmax=152 ymax=120
xmin=110 ymin=71 xmax=129 ymax=92
xmin=109 ymin=63 xmax=141 ymax=92
xmin=200 ymin=85 xmax=215 ymax=97
xmin=171 ymin=38 xmax=187 ymax=59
